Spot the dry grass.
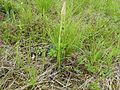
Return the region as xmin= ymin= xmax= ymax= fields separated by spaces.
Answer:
xmin=0 ymin=44 xmax=120 ymax=90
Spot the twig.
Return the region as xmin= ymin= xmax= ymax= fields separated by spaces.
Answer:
xmin=15 ymin=84 xmax=31 ymax=90
xmin=54 ymin=79 xmax=66 ymax=87
xmin=78 ymin=77 xmax=95 ymax=89
xmin=6 ymin=79 xmax=16 ymax=90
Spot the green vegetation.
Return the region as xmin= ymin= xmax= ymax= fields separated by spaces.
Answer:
xmin=0 ymin=0 xmax=120 ymax=89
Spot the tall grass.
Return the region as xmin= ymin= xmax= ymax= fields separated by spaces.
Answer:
xmin=35 ymin=0 xmax=52 ymax=15
xmin=47 ymin=0 xmax=84 ymax=68
xmin=57 ymin=0 xmax=66 ymax=68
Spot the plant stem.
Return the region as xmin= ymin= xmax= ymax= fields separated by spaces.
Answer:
xmin=57 ymin=16 xmax=63 ymax=68
xmin=57 ymin=0 xmax=66 ymax=68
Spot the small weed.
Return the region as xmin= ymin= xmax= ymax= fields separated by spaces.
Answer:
xmin=28 ymin=66 xmax=37 ymax=86
xmin=89 ymin=82 xmax=100 ymax=90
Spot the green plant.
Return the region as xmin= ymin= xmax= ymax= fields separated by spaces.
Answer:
xmin=89 ymin=82 xmax=100 ymax=90
xmin=35 ymin=0 xmax=53 ymax=15
xmin=28 ymin=66 xmax=37 ymax=86
xmin=15 ymin=41 xmax=24 ymax=67
xmin=57 ymin=0 xmax=66 ymax=68
xmin=48 ymin=0 xmax=84 ymax=68
xmin=18 ymin=1 xmax=33 ymax=25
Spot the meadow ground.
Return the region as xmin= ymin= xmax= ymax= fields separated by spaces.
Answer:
xmin=0 ymin=0 xmax=120 ymax=90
